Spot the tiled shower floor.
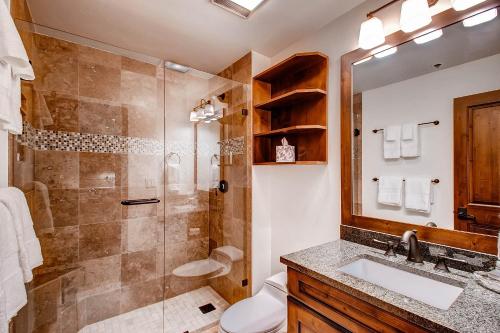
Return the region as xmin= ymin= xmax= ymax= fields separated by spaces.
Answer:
xmin=79 ymin=286 xmax=229 ymax=333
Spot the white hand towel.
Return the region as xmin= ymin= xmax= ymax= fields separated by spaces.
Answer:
xmin=401 ymin=123 xmax=420 ymax=157
xmin=0 ymin=188 xmax=43 ymax=283
xmin=383 ymin=125 xmax=401 ymax=159
xmin=0 ymin=202 xmax=28 ymax=332
xmin=0 ymin=0 xmax=35 ymax=134
xmin=167 ymin=163 xmax=181 ymax=191
xmin=405 ymin=177 xmax=432 ymax=213
xmin=377 ymin=176 xmax=403 ymax=206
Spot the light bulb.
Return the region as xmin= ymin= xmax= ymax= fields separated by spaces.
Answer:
xmin=463 ymin=8 xmax=497 ymax=27
xmin=204 ymin=102 xmax=215 ymax=116
xmin=451 ymin=0 xmax=486 ymax=11
xmin=414 ymin=29 xmax=443 ymax=44
xmin=358 ymin=17 xmax=385 ymax=50
xmin=190 ymin=111 xmax=198 ymax=122
xmin=196 ymin=108 xmax=206 ymax=119
xmin=400 ymin=0 xmax=432 ymax=33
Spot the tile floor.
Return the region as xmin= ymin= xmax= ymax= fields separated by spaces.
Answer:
xmin=80 ymin=286 xmax=229 ymax=333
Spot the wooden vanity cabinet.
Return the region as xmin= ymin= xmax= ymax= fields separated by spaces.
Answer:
xmin=287 ymin=268 xmax=431 ymax=333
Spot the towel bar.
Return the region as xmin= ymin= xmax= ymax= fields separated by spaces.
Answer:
xmin=372 ymin=120 xmax=439 ymax=133
xmin=121 ymin=198 xmax=160 ymax=206
xmin=372 ymin=177 xmax=439 ymax=184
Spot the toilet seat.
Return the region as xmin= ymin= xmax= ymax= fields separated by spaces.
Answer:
xmin=219 ymin=293 xmax=286 ymax=333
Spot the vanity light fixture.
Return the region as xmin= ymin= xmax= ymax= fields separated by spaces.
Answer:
xmin=400 ymin=0 xmax=432 ymax=32
xmin=353 ymin=56 xmax=373 ymax=65
xmin=414 ymin=29 xmax=443 ymax=44
xmin=463 ymin=8 xmax=497 ymax=27
xmin=451 ymin=0 xmax=487 ymax=11
xmin=373 ymin=45 xmax=398 ymax=58
xmin=191 ymin=99 xmax=223 ymax=122
xmin=358 ymin=0 xmax=439 ymax=50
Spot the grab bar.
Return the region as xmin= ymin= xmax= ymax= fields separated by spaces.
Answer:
xmin=121 ymin=198 xmax=160 ymax=206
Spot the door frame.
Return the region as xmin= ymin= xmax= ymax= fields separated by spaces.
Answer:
xmin=453 ymin=89 xmax=500 ymax=232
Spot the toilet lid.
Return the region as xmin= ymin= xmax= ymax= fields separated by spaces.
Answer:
xmin=219 ymin=294 xmax=286 ymax=333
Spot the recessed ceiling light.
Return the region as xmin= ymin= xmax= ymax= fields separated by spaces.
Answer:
xmin=211 ymin=0 xmax=266 ymax=18
xmin=414 ymin=29 xmax=443 ymax=44
xmin=231 ymin=0 xmax=265 ymax=11
xmin=165 ymin=61 xmax=190 ymax=73
xmin=372 ymin=45 xmax=398 ymax=58
xmin=463 ymin=8 xmax=497 ymax=27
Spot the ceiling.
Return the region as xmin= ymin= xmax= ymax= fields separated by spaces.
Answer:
xmin=353 ymin=14 xmax=500 ymax=93
xmin=25 ymin=0 xmax=365 ymax=73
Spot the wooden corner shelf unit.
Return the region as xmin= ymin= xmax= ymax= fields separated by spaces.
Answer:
xmin=252 ymin=52 xmax=329 ymax=165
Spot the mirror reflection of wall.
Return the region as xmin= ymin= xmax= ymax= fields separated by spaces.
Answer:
xmin=196 ymin=120 xmax=220 ymax=191
xmin=352 ymin=14 xmax=500 ymax=233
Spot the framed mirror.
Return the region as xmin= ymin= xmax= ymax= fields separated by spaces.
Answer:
xmin=341 ymin=0 xmax=500 ymax=254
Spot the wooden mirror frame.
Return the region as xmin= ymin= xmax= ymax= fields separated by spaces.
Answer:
xmin=340 ymin=0 xmax=500 ymax=255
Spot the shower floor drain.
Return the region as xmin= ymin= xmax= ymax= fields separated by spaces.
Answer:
xmin=199 ymin=303 xmax=216 ymax=314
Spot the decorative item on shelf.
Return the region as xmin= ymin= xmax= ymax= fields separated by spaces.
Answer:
xmin=276 ymin=137 xmax=295 ymax=163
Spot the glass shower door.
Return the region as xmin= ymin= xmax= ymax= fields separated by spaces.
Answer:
xmin=10 ymin=21 xmax=167 ymax=332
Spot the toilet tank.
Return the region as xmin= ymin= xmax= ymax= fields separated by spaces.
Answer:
xmin=263 ymin=272 xmax=287 ymax=293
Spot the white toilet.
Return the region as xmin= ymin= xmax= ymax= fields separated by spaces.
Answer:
xmin=219 ymin=272 xmax=287 ymax=333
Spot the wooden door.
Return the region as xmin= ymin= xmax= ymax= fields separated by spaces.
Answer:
xmin=454 ymin=90 xmax=500 ymax=235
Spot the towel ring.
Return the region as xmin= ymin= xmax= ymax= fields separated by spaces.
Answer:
xmin=211 ymin=154 xmax=220 ymax=166
xmin=166 ymin=152 xmax=181 ymax=165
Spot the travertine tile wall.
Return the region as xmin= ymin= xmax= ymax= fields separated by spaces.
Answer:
xmin=208 ymin=53 xmax=252 ymax=304
xmin=11 ymin=29 xmax=169 ymax=332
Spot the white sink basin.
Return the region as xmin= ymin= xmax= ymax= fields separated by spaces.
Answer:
xmin=338 ymin=258 xmax=464 ymax=310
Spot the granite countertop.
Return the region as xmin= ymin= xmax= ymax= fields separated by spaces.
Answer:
xmin=280 ymin=240 xmax=500 ymax=333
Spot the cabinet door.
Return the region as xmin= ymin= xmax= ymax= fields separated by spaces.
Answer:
xmin=288 ymin=298 xmax=374 ymax=333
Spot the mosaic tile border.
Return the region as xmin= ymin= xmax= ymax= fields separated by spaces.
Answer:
xmin=17 ymin=122 xmax=164 ymax=155
xmin=219 ymin=136 xmax=244 ymax=156
xmin=17 ymin=122 xmax=246 ymax=157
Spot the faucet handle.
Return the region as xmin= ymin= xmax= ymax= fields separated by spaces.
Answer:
xmin=434 ymin=254 xmax=467 ymax=272
xmin=373 ymin=239 xmax=399 ymax=257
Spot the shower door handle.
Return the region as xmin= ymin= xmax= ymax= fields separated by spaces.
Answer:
xmin=121 ymin=198 xmax=160 ymax=206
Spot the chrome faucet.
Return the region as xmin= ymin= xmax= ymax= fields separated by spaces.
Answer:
xmin=401 ymin=230 xmax=424 ymax=264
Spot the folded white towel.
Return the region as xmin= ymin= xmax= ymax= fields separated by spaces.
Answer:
xmin=0 ymin=0 xmax=35 ymax=135
xmin=405 ymin=177 xmax=432 ymax=213
xmin=0 ymin=188 xmax=43 ymax=283
xmin=401 ymin=123 xmax=420 ymax=157
xmin=0 ymin=202 xmax=28 ymax=332
xmin=0 ymin=1 xmax=34 ymax=79
xmin=377 ymin=176 xmax=403 ymax=206
xmin=167 ymin=163 xmax=181 ymax=191
xmin=383 ymin=125 xmax=401 ymax=159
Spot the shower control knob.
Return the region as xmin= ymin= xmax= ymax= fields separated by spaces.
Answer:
xmin=218 ymin=180 xmax=229 ymax=193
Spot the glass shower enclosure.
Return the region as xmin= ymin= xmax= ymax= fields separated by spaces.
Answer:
xmin=10 ymin=17 xmax=251 ymax=333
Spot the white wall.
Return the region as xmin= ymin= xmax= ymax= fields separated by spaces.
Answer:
xmin=250 ymin=0 xmax=456 ymax=289
xmin=362 ymin=54 xmax=500 ymax=229
xmin=1 ymin=0 xmax=10 ymax=187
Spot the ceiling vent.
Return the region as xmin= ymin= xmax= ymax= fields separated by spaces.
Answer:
xmin=211 ymin=0 xmax=253 ymax=18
